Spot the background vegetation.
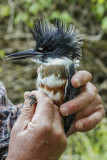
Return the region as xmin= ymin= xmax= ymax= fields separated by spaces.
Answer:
xmin=0 ymin=0 xmax=107 ymax=160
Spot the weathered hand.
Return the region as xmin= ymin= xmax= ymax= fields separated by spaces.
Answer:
xmin=7 ymin=91 xmax=67 ymax=160
xmin=60 ymin=71 xmax=105 ymax=135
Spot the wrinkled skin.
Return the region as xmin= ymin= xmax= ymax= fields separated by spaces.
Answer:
xmin=7 ymin=71 xmax=105 ymax=160
xmin=7 ymin=91 xmax=67 ymax=160
xmin=60 ymin=71 xmax=105 ymax=135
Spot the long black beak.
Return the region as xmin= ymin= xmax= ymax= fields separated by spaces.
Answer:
xmin=6 ymin=49 xmax=43 ymax=60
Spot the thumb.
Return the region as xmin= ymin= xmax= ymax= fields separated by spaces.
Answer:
xmin=16 ymin=91 xmax=36 ymax=130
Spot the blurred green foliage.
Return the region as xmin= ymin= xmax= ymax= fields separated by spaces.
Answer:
xmin=91 ymin=0 xmax=107 ymax=32
xmin=0 ymin=50 xmax=5 ymax=73
xmin=0 ymin=0 xmax=107 ymax=33
xmin=60 ymin=118 xmax=107 ymax=160
xmin=0 ymin=50 xmax=5 ymax=58
xmin=0 ymin=0 xmax=107 ymax=160
xmin=0 ymin=5 xmax=10 ymax=17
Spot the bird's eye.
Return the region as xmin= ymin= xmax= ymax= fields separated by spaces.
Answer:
xmin=45 ymin=46 xmax=54 ymax=52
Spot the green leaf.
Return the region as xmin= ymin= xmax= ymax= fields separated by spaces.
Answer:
xmin=0 ymin=5 xmax=10 ymax=17
xmin=27 ymin=19 xmax=34 ymax=28
xmin=49 ymin=11 xmax=60 ymax=19
xmin=102 ymin=16 xmax=107 ymax=31
xmin=50 ymin=11 xmax=72 ymax=23
xmin=60 ymin=11 xmax=72 ymax=23
xmin=14 ymin=13 xmax=29 ymax=24
xmin=14 ymin=14 xmax=23 ymax=24
xmin=29 ymin=3 xmax=39 ymax=14
xmin=22 ymin=13 xmax=29 ymax=22
xmin=96 ymin=4 xmax=105 ymax=18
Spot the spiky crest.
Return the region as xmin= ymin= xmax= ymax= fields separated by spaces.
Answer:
xmin=29 ymin=18 xmax=83 ymax=59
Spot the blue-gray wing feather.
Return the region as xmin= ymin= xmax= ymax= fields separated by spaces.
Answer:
xmin=63 ymin=64 xmax=80 ymax=134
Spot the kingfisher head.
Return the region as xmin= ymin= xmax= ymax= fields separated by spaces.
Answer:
xmin=7 ymin=19 xmax=83 ymax=66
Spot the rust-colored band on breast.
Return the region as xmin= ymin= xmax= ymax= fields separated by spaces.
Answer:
xmin=39 ymin=83 xmax=66 ymax=95
xmin=37 ymin=64 xmax=69 ymax=106
xmin=37 ymin=65 xmax=68 ymax=80
xmin=39 ymin=82 xmax=66 ymax=106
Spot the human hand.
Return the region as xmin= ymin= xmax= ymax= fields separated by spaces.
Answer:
xmin=60 ymin=71 xmax=105 ymax=135
xmin=7 ymin=91 xmax=67 ymax=160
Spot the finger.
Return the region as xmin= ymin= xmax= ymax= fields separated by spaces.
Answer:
xmin=71 ymin=71 xmax=92 ymax=88
xmin=52 ymin=105 xmax=66 ymax=147
xmin=15 ymin=91 xmax=36 ymax=130
xmin=24 ymin=91 xmax=31 ymax=99
xmin=31 ymin=91 xmax=54 ymax=125
xmin=75 ymin=109 xmax=105 ymax=132
xmin=60 ymin=82 xmax=97 ymax=116
xmin=75 ymin=95 xmax=103 ymax=121
xmin=52 ymin=105 xmax=64 ymax=132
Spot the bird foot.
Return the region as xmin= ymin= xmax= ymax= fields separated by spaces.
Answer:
xmin=27 ymin=95 xmax=37 ymax=107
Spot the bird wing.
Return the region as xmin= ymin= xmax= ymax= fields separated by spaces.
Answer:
xmin=63 ymin=64 xmax=80 ymax=134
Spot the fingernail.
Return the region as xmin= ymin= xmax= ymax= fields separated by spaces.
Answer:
xmin=60 ymin=107 xmax=69 ymax=116
xmin=24 ymin=91 xmax=30 ymax=98
xmin=74 ymin=78 xmax=81 ymax=87
xmin=77 ymin=122 xmax=83 ymax=129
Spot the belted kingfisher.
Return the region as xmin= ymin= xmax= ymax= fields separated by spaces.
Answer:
xmin=7 ymin=19 xmax=83 ymax=134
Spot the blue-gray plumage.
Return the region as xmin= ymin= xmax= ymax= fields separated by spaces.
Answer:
xmin=7 ymin=18 xmax=83 ymax=134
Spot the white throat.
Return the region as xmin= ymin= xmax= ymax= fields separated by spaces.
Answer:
xmin=31 ymin=57 xmax=80 ymax=69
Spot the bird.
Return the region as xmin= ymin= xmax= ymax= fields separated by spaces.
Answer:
xmin=7 ymin=18 xmax=83 ymax=134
